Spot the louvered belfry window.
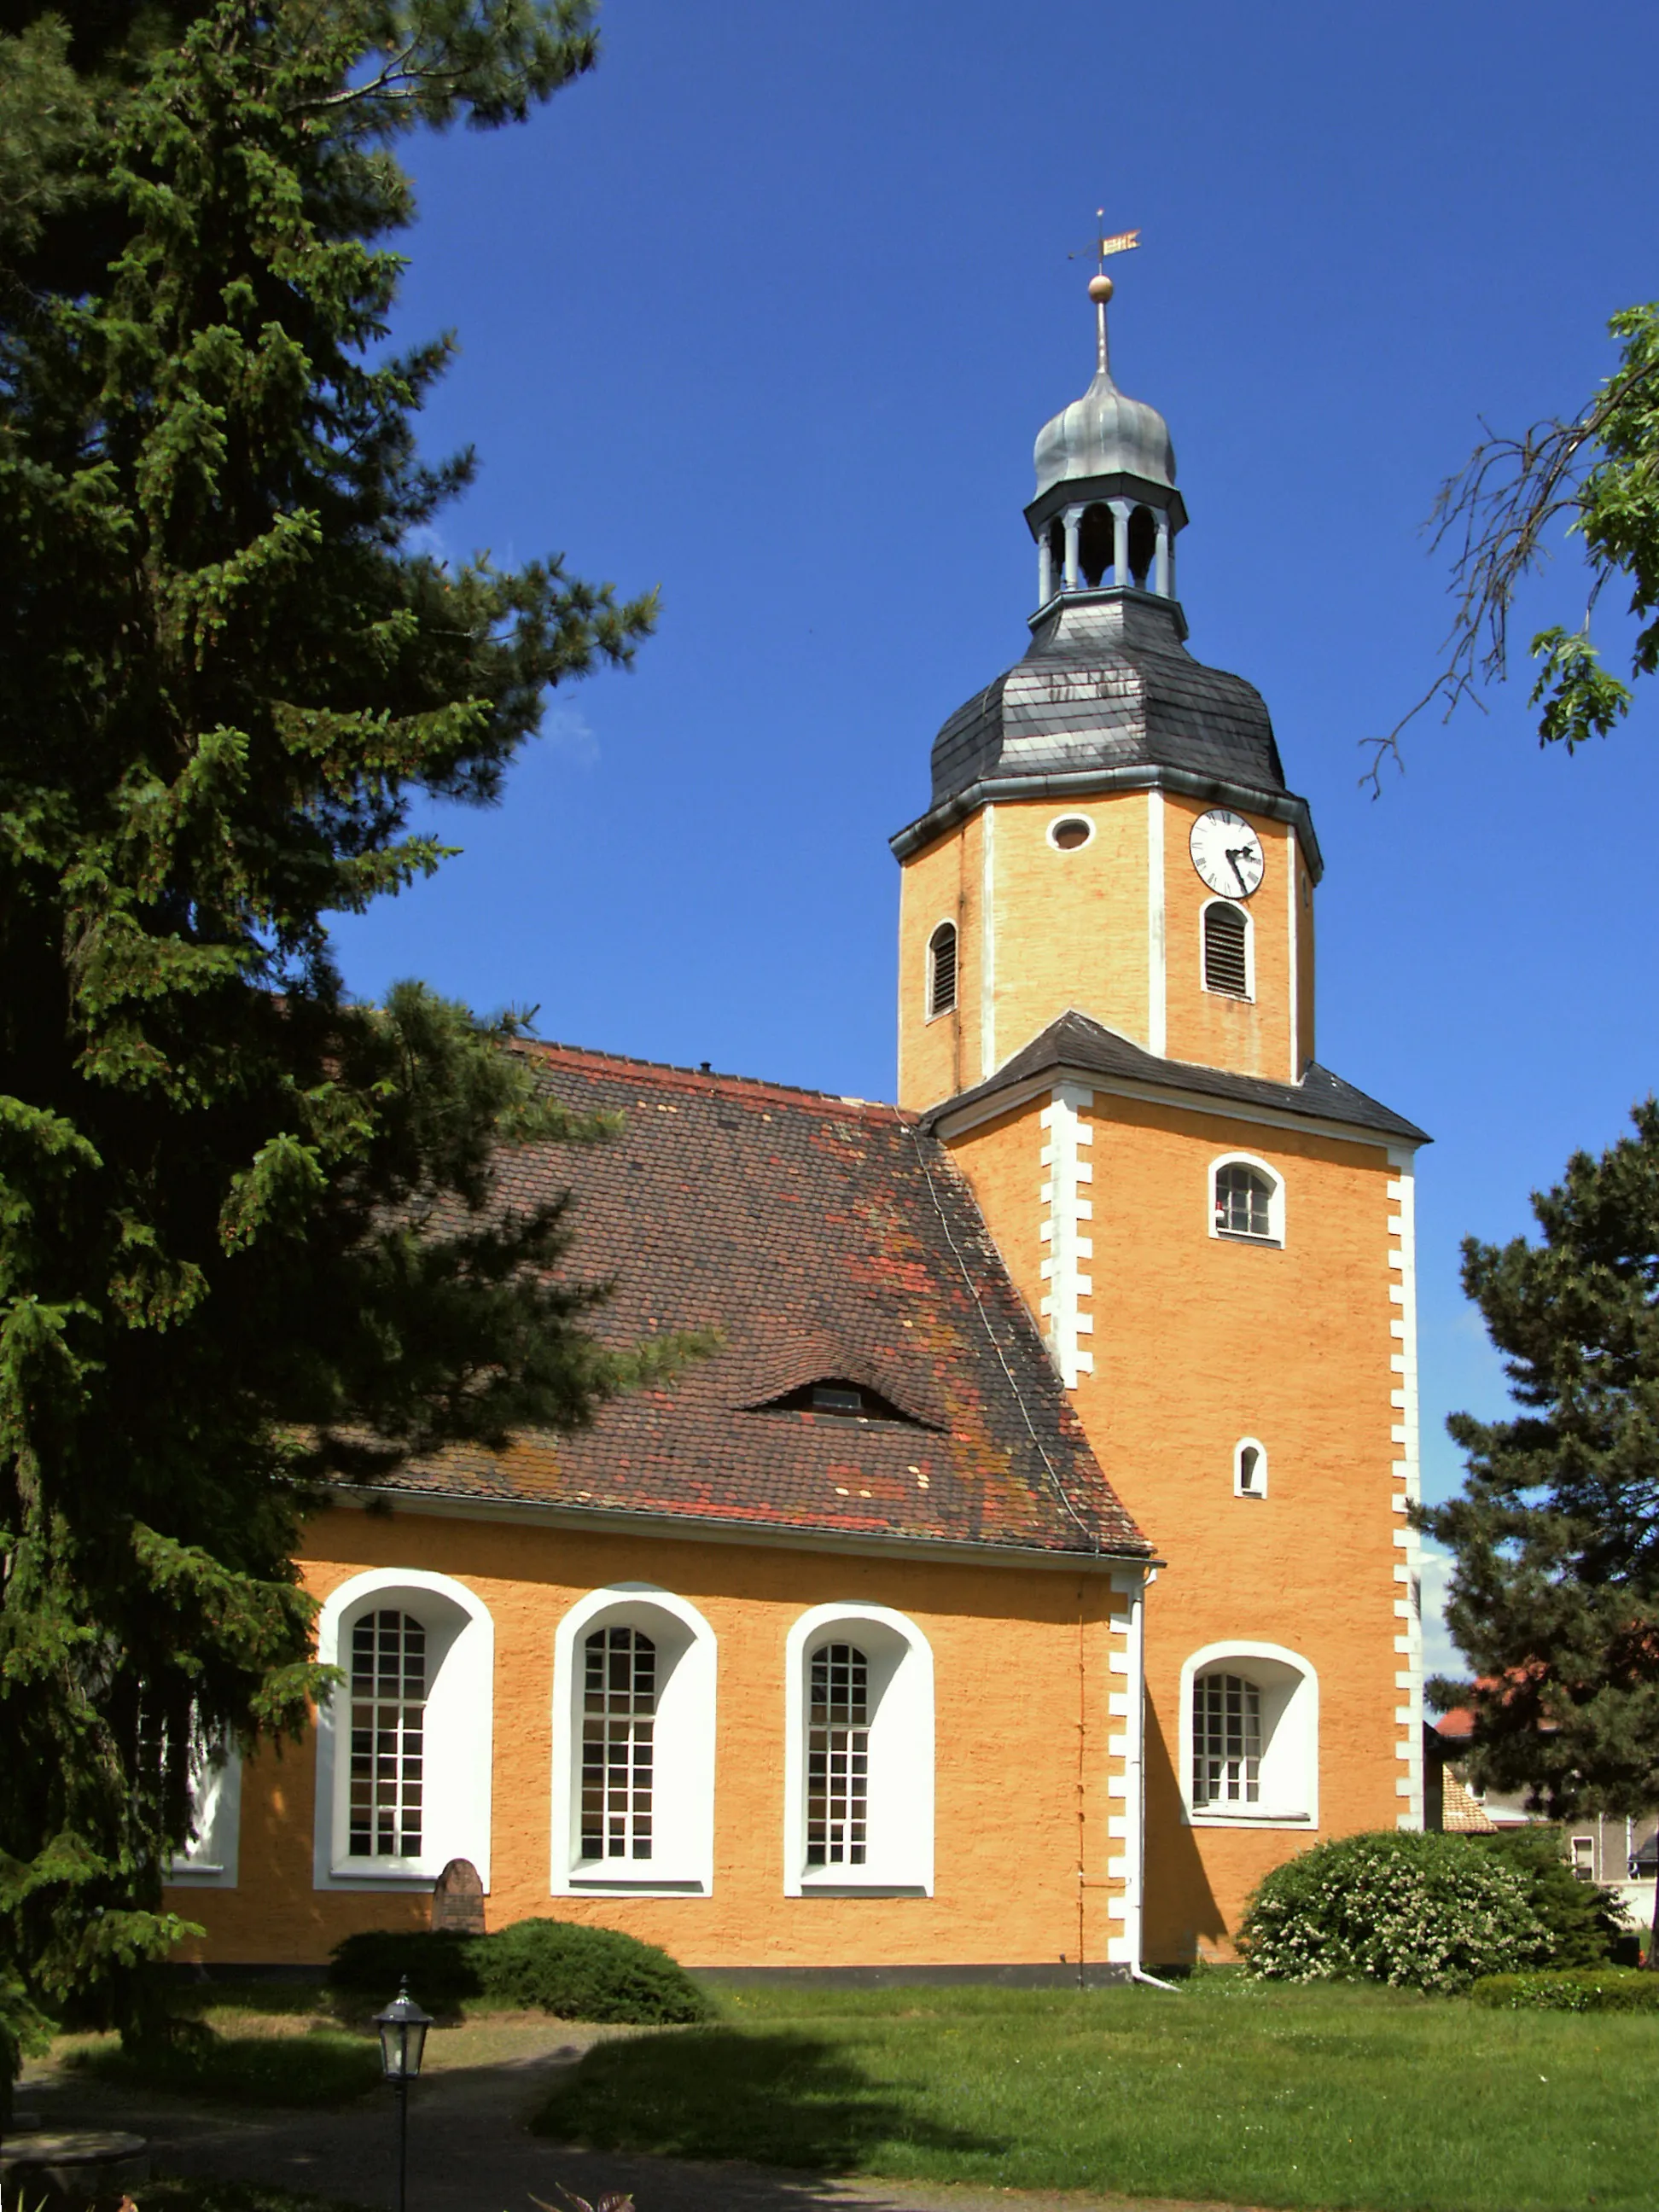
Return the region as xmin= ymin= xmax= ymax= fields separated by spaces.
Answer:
xmin=582 ymin=1626 xmax=656 ymax=1860
xmin=806 ymin=1642 xmax=869 ymax=1866
xmin=348 ymin=1610 xmax=426 ymax=1858
xmin=1203 ymin=901 xmax=1249 ymax=996
xmin=927 ymin=922 xmax=958 ymax=1018
xmin=1214 ymin=1161 xmax=1274 ymax=1239
xmin=1192 ymin=1672 xmax=1261 ymax=1807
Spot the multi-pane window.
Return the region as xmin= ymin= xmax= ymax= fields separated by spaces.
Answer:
xmin=1203 ymin=901 xmax=1249 ymax=996
xmin=581 ymin=1626 xmax=655 ymax=1861
xmin=927 ymin=923 xmax=958 ymax=1018
xmin=1214 ymin=1161 xmax=1275 ymax=1240
xmin=348 ymin=1610 xmax=426 ymax=1858
xmin=806 ymin=1642 xmax=869 ymax=1866
xmin=1192 ymin=1671 xmax=1261 ymax=1807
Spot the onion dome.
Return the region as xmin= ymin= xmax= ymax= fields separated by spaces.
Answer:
xmin=1034 ymin=357 xmax=1175 ymax=498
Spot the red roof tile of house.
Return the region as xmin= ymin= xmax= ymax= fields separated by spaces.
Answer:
xmin=377 ymin=1041 xmax=1149 ymax=1561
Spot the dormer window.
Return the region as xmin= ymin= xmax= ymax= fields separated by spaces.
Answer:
xmin=927 ymin=923 xmax=958 ymax=1018
xmin=812 ymin=1384 xmax=863 ymax=1414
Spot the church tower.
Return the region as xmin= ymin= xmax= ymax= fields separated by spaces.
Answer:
xmin=892 ymin=261 xmax=1429 ymax=1965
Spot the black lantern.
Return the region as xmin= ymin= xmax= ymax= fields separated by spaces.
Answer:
xmin=374 ymin=1979 xmax=432 ymax=2212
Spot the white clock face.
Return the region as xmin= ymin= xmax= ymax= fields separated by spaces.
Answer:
xmin=1189 ymin=808 xmax=1265 ymax=899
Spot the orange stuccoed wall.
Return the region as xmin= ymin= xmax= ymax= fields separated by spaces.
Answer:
xmin=169 ymin=1516 xmax=1138 ymax=1970
xmin=897 ymin=790 xmax=1317 ymax=1113
xmin=943 ymin=1086 xmax=1410 ymax=1959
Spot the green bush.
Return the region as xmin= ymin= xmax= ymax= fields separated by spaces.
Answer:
xmin=327 ymin=1928 xmax=483 ymax=2000
xmin=1238 ymin=1831 xmax=1549 ymax=1994
xmin=1472 ymin=1826 xmax=1621 ymax=1966
xmin=329 ymin=1918 xmax=711 ymax=2025
xmin=1470 ymin=1965 xmax=1659 ymax=2011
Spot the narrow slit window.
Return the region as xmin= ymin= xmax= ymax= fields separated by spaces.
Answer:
xmin=806 ymin=1642 xmax=869 ymax=1867
xmin=1214 ymin=1162 xmax=1275 ymax=1241
xmin=1237 ymin=1442 xmax=1264 ymax=1495
xmin=1203 ymin=902 xmax=1249 ymax=996
xmin=581 ymin=1626 xmax=656 ymax=1861
xmin=928 ymin=923 xmax=958 ymax=1018
xmin=1192 ymin=1672 xmax=1260 ymax=1807
xmin=348 ymin=1610 xmax=426 ymax=1859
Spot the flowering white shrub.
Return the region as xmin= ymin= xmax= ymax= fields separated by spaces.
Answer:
xmin=1237 ymin=1831 xmax=1550 ymax=1994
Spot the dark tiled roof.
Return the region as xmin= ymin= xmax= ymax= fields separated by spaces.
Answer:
xmin=926 ymin=1010 xmax=1429 ymax=1147
xmin=381 ymin=1044 xmax=1148 ymax=1561
xmin=925 ymin=594 xmax=1285 ymax=813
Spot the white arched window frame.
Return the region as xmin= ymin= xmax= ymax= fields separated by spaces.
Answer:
xmin=926 ymin=920 xmax=958 ymax=1021
xmin=311 ymin=1568 xmax=494 ymax=1892
xmin=1234 ymin=1437 xmax=1268 ymax=1499
xmin=1209 ymin=1151 xmax=1285 ymax=1249
xmin=551 ymin=1585 xmax=716 ymax=1897
xmin=783 ymin=1602 xmax=934 ymax=1897
xmin=1179 ymin=1640 xmax=1318 ymax=1830
xmin=1200 ymin=896 xmax=1254 ymax=1000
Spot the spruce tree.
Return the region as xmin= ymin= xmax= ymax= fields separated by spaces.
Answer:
xmin=1424 ymin=1101 xmax=1659 ymax=1953
xmin=0 ymin=0 xmax=667 ymax=2069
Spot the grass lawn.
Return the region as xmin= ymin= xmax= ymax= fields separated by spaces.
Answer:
xmin=67 ymin=2024 xmax=381 ymax=2107
xmin=533 ymin=1978 xmax=1651 ymax=2212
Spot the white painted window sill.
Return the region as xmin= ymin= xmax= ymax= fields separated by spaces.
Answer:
xmin=329 ymin=1862 xmax=435 ymax=1883
xmin=1190 ymin=1809 xmax=1313 ymax=1830
xmin=795 ymin=1878 xmax=930 ymax=1897
xmin=563 ymin=1873 xmax=708 ymax=1896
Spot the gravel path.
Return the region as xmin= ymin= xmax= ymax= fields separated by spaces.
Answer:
xmin=20 ymin=2023 xmax=1255 ymax=2212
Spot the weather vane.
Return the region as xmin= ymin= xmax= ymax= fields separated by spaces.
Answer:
xmin=1068 ymin=209 xmax=1138 ymax=375
xmin=1070 ymin=208 xmax=1141 ymax=275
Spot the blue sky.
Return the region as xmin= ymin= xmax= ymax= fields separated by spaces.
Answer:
xmin=334 ymin=0 xmax=1659 ymax=1677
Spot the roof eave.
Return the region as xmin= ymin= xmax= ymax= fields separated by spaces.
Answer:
xmin=891 ymin=761 xmax=1324 ymax=879
xmin=325 ymin=1481 xmax=1158 ymax=1572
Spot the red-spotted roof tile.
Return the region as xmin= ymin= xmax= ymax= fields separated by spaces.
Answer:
xmin=381 ymin=1042 xmax=1148 ymax=1560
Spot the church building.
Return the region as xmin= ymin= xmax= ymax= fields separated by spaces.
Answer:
xmin=169 ymin=269 xmax=1427 ymax=1976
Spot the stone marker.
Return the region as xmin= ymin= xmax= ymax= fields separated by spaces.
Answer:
xmin=431 ymin=1856 xmax=486 ymax=1936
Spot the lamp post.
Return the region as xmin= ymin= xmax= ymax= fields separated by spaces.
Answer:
xmin=374 ymin=1979 xmax=432 ymax=2212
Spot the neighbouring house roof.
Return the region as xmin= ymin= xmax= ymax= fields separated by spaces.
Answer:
xmin=1441 ymin=1773 xmax=1499 ymax=1834
xmin=925 ymin=1009 xmax=1429 ymax=1148
xmin=369 ymin=1042 xmax=1150 ymax=1563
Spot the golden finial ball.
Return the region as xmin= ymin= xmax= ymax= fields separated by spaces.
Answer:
xmin=1088 ymin=272 xmax=1114 ymax=304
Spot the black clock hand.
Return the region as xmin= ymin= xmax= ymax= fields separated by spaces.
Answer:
xmin=1225 ymin=845 xmax=1258 ymax=891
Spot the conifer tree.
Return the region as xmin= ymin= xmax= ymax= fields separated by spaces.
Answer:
xmin=0 ymin=0 xmax=665 ymax=2069
xmin=1424 ymin=1102 xmax=1659 ymax=1951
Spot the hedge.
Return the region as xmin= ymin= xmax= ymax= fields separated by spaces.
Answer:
xmin=329 ymin=1919 xmax=712 ymax=2025
xmin=1470 ymin=1966 xmax=1659 ymax=2011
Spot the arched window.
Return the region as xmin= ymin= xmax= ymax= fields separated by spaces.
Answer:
xmin=1202 ymin=899 xmax=1250 ymax=997
xmin=1213 ymin=1159 xmax=1280 ymax=1243
xmin=1180 ymin=1642 xmax=1319 ymax=1828
xmin=349 ymin=1609 xmax=427 ymax=1860
xmin=1046 ymin=517 xmax=1066 ymax=590
xmin=1079 ymin=502 xmax=1115 ymax=589
xmin=806 ymin=1642 xmax=869 ymax=1867
xmin=551 ymin=1586 xmax=716 ymax=1895
xmin=1192 ymin=1672 xmax=1260 ymax=1807
xmin=785 ymin=1602 xmax=933 ymax=1895
xmin=581 ymin=1625 xmax=656 ymax=1863
xmin=927 ymin=922 xmax=958 ymax=1018
xmin=1234 ymin=1438 xmax=1268 ymax=1498
xmin=312 ymin=1569 xmax=494 ymax=1892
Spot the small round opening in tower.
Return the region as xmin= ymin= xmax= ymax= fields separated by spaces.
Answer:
xmin=1048 ymin=816 xmax=1094 ymax=852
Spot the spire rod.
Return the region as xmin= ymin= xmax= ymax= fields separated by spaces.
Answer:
xmin=1071 ymin=208 xmax=1141 ymax=381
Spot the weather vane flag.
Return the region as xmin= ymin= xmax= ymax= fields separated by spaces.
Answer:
xmin=1068 ymin=208 xmax=1139 ymax=375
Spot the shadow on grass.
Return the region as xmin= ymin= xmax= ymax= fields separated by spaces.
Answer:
xmin=68 ymin=2031 xmax=382 ymax=2109
xmin=533 ymin=2027 xmax=1006 ymax=2174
